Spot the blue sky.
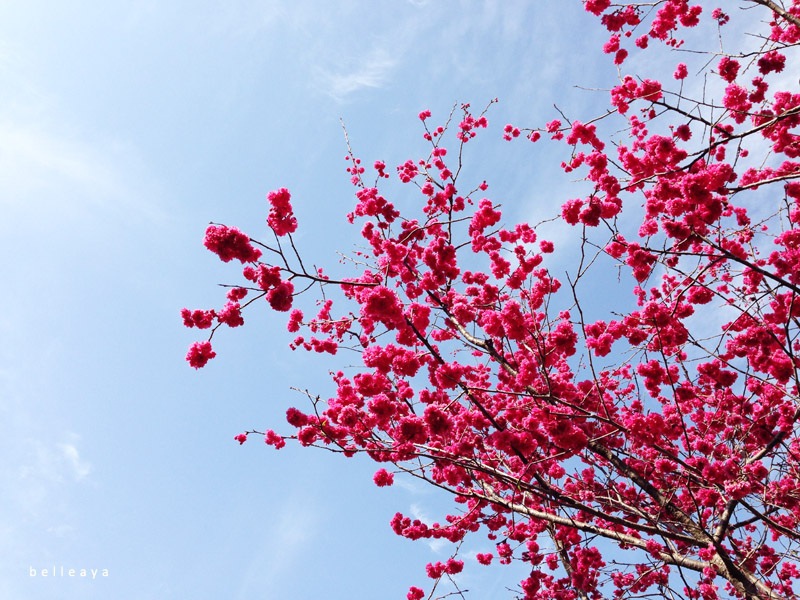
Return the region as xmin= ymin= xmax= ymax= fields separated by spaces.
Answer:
xmin=0 ymin=2 xmax=617 ymax=598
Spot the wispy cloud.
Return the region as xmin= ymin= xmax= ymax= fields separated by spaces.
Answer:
xmin=0 ymin=430 xmax=92 ymax=598
xmin=393 ymin=473 xmax=425 ymax=494
xmin=15 ymin=435 xmax=93 ymax=502
xmin=236 ymin=495 xmax=320 ymax=598
xmin=410 ymin=502 xmax=449 ymax=553
xmin=316 ymin=47 xmax=398 ymax=101
xmin=0 ymin=119 xmax=165 ymax=225
xmin=0 ymin=38 xmax=165 ymax=226
xmin=1 ymin=122 xmax=112 ymax=199
xmin=58 ymin=442 xmax=92 ymax=481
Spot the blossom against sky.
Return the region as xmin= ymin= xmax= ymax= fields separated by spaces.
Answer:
xmin=0 ymin=2 xmax=610 ymax=598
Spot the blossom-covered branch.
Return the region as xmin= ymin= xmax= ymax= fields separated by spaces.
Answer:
xmin=185 ymin=2 xmax=800 ymax=598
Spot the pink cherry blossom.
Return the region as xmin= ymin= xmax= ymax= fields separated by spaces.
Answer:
xmin=184 ymin=4 xmax=800 ymax=598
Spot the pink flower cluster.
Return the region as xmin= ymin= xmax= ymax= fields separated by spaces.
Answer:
xmin=203 ymin=225 xmax=261 ymax=263
xmin=267 ymin=187 xmax=297 ymax=236
xmin=186 ymin=341 xmax=215 ymax=369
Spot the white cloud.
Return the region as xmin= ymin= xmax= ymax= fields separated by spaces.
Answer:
xmin=236 ymin=495 xmax=320 ymax=598
xmin=0 ymin=33 xmax=165 ymax=227
xmin=45 ymin=523 xmax=77 ymax=537
xmin=0 ymin=119 xmax=165 ymax=226
xmin=14 ymin=436 xmax=92 ymax=503
xmin=1 ymin=122 xmax=109 ymax=198
xmin=393 ymin=473 xmax=425 ymax=494
xmin=0 ymin=431 xmax=91 ymax=577
xmin=409 ymin=501 xmax=431 ymax=523
xmin=410 ymin=502 xmax=449 ymax=553
xmin=58 ymin=443 xmax=92 ymax=482
xmin=316 ymin=47 xmax=398 ymax=101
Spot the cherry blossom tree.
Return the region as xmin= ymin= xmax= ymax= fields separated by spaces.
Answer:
xmin=183 ymin=2 xmax=800 ymax=598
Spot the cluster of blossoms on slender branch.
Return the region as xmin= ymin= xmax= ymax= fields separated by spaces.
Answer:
xmin=182 ymin=190 xmax=303 ymax=367
xmin=184 ymin=2 xmax=800 ymax=599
